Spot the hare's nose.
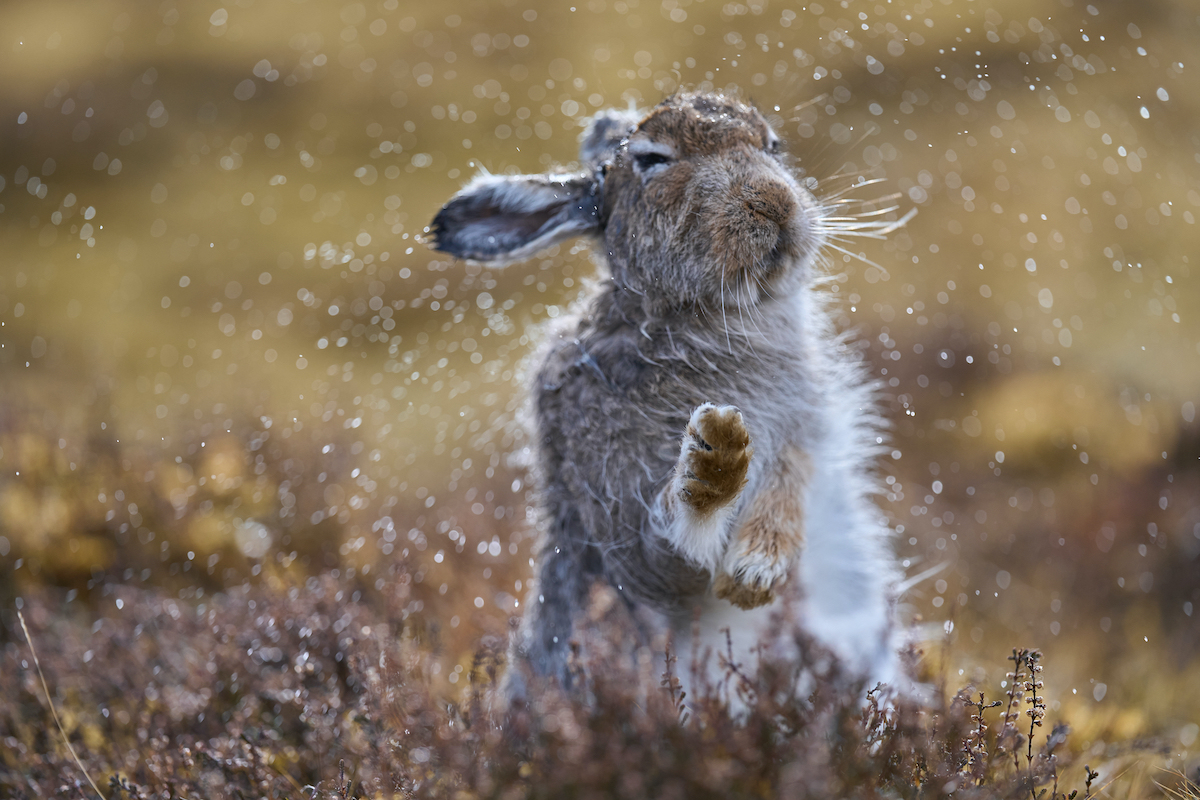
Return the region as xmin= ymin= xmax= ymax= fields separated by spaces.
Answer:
xmin=740 ymin=180 xmax=795 ymax=227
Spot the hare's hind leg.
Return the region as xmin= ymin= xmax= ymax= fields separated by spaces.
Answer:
xmin=507 ymin=512 xmax=593 ymax=698
xmin=658 ymin=403 xmax=753 ymax=575
xmin=714 ymin=444 xmax=810 ymax=610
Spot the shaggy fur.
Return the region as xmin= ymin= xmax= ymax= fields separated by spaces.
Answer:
xmin=429 ymin=91 xmax=901 ymax=702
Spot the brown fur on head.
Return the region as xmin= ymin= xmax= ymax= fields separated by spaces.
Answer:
xmin=601 ymin=92 xmax=819 ymax=314
xmin=429 ymin=91 xmax=821 ymax=320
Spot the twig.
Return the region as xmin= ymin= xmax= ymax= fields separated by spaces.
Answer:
xmin=720 ymin=628 xmax=756 ymax=707
xmin=17 ymin=609 xmax=108 ymax=800
xmin=965 ymin=691 xmax=1001 ymax=784
xmin=240 ymin=732 xmax=306 ymax=793
xmin=1025 ymin=649 xmax=1046 ymax=800
xmin=660 ymin=643 xmax=688 ymax=724
xmin=1000 ymin=648 xmax=1030 ymax=774
xmin=338 ymin=758 xmax=355 ymax=800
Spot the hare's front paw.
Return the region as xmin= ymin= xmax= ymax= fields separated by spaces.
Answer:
xmin=678 ymin=403 xmax=752 ymax=514
xmin=714 ymin=444 xmax=808 ymax=610
xmin=714 ymin=546 xmax=788 ymax=610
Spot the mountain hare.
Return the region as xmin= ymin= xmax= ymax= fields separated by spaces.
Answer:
xmin=429 ymin=91 xmax=903 ymax=702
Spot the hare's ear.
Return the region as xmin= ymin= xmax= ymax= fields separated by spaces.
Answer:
xmin=579 ymin=107 xmax=642 ymax=168
xmin=428 ymin=172 xmax=601 ymax=265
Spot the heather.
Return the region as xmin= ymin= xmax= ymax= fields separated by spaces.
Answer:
xmin=9 ymin=574 xmax=1182 ymax=798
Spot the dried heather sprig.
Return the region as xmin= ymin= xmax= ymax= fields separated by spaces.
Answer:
xmin=999 ymin=647 xmax=1032 ymax=772
xmin=1025 ymin=649 xmax=1046 ymax=763
xmin=962 ymin=690 xmax=1002 ymax=785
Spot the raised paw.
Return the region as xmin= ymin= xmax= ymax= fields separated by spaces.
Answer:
xmin=677 ymin=403 xmax=752 ymax=515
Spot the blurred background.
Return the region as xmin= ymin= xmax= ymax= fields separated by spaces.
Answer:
xmin=0 ymin=0 xmax=1196 ymax=768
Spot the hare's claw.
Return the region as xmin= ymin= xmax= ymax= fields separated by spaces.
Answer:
xmin=713 ymin=572 xmax=776 ymax=610
xmin=715 ymin=547 xmax=788 ymax=610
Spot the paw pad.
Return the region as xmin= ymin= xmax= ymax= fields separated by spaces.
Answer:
xmin=678 ymin=404 xmax=752 ymax=514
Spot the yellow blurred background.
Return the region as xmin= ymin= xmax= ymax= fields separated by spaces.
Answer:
xmin=0 ymin=0 xmax=1197 ymax=767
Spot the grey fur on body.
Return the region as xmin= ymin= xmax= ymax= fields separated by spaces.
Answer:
xmin=428 ymin=92 xmax=901 ymax=699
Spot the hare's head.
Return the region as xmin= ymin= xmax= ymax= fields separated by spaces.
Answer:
xmin=429 ymin=92 xmax=822 ymax=316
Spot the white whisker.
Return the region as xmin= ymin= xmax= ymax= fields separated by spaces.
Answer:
xmin=786 ymin=93 xmax=828 ymax=120
xmin=817 ymin=179 xmax=889 ymax=203
xmin=818 ymin=207 xmax=918 ymax=241
xmin=720 ymin=269 xmax=732 ymax=354
xmin=820 ymin=206 xmax=912 ymax=237
xmin=741 ymin=269 xmax=770 ymax=354
xmin=734 ymin=268 xmax=763 ymax=359
xmin=823 ymin=204 xmax=905 ymax=221
xmin=822 ymin=240 xmax=891 ymax=278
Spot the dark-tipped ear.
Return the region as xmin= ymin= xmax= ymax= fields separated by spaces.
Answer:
xmin=579 ymin=107 xmax=642 ymax=168
xmin=428 ymin=172 xmax=601 ymax=265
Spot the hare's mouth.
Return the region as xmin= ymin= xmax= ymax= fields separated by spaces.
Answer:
xmin=744 ymin=240 xmax=792 ymax=294
xmin=737 ymin=213 xmax=811 ymax=284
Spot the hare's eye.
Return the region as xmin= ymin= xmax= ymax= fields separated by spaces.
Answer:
xmin=634 ymin=152 xmax=672 ymax=172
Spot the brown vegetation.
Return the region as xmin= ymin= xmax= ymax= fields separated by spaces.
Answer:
xmin=4 ymin=573 xmax=1194 ymax=798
